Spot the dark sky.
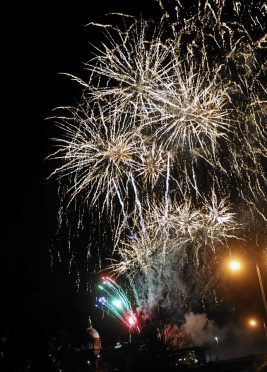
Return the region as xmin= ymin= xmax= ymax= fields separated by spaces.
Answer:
xmin=2 ymin=0 xmax=266 ymax=348
xmin=2 ymin=0 xmax=163 ymax=344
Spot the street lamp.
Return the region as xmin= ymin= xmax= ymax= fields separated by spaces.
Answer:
xmin=214 ymin=336 xmax=219 ymax=361
xmin=247 ymin=317 xmax=267 ymax=337
xmin=228 ymin=258 xmax=267 ymax=336
xmin=255 ymin=264 xmax=267 ymax=320
xmin=248 ymin=318 xmax=257 ymax=328
xmin=228 ymin=260 xmax=241 ymax=272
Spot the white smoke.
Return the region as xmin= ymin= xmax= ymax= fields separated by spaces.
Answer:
xmin=181 ymin=313 xmax=267 ymax=359
xmin=183 ymin=312 xmax=215 ymax=346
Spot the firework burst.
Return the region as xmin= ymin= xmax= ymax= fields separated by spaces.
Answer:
xmin=136 ymin=142 xmax=169 ymax=188
xmin=85 ymin=19 xmax=172 ymax=119
xmin=49 ymin=106 xmax=143 ymax=211
xmin=110 ymin=195 xmax=238 ymax=314
xmin=50 ymin=0 xmax=266 ymax=322
xmin=111 ymin=194 xmax=237 ymax=278
xmin=96 ymin=276 xmax=139 ymax=330
xmin=143 ymin=61 xmax=231 ymax=159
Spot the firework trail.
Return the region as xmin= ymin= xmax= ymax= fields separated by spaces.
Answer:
xmin=50 ymin=0 xmax=266 ymax=321
xmin=95 ymin=276 xmax=139 ymax=330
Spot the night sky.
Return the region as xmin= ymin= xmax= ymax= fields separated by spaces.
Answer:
xmin=2 ymin=0 xmax=162 ymax=344
xmin=2 ymin=0 xmax=266 ymax=353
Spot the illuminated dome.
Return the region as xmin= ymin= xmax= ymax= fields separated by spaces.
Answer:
xmin=85 ymin=317 xmax=101 ymax=356
xmin=86 ymin=327 xmax=100 ymax=340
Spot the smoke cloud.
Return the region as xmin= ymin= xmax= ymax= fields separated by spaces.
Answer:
xmin=165 ymin=312 xmax=267 ymax=359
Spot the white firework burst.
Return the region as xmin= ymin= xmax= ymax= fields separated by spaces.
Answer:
xmin=111 ymin=195 xmax=238 ymax=279
xmin=149 ymin=62 xmax=231 ymax=157
xmin=49 ymin=106 xmax=141 ymax=210
xmin=85 ymin=19 xmax=172 ymax=119
xmin=136 ymin=142 xmax=169 ymax=188
xmin=50 ymin=0 xmax=266 ymax=315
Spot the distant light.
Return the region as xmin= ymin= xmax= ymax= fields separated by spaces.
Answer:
xmin=229 ymin=260 xmax=241 ymax=271
xmin=214 ymin=336 xmax=218 ymax=342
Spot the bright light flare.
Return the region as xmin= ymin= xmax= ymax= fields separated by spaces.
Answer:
xmin=248 ymin=318 xmax=258 ymax=328
xmin=228 ymin=260 xmax=241 ymax=272
xmin=248 ymin=319 xmax=258 ymax=327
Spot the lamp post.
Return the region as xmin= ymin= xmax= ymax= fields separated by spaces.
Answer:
xmin=214 ymin=336 xmax=219 ymax=361
xmin=255 ymin=264 xmax=267 ymax=320
xmin=228 ymin=259 xmax=267 ymax=337
xmin=255 ymin=264 xmax=267 ymax=337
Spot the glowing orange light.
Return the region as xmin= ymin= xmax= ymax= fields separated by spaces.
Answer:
xmin=248 ymin=319 xmax=257 ymax=327
xmin=229 ymin=260 xmax=241 ymax=272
